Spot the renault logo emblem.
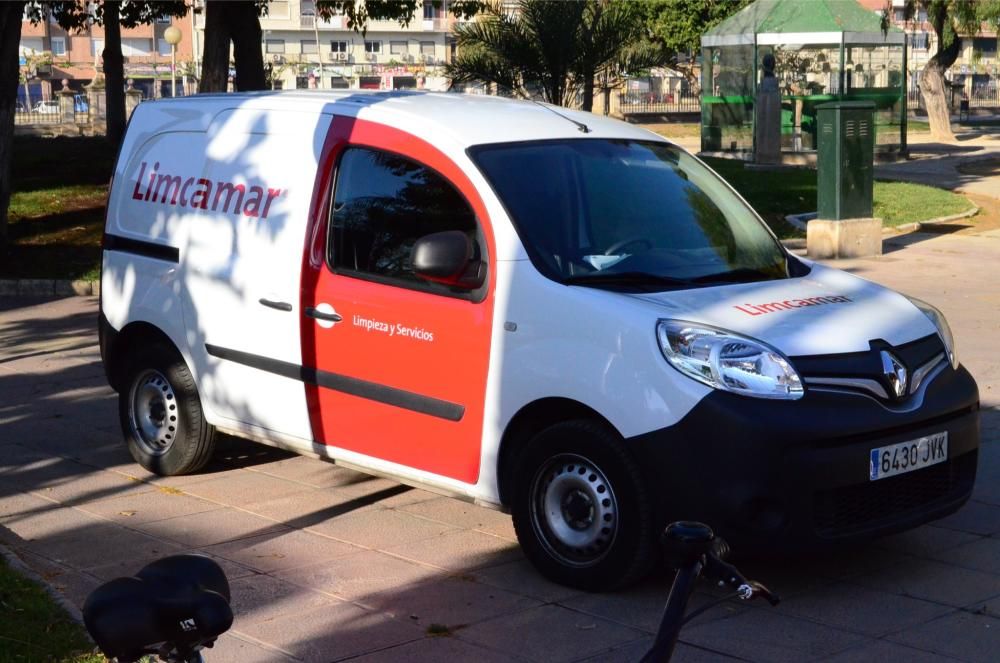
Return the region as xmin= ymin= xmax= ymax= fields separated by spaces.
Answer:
xmin=880 ymin=350 xmax=908 ymax=399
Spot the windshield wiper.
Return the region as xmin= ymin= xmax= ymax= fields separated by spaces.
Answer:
xmin=689 ymin=267 xmax=782 ymax=284
xmin=563 ymin=271 xmax=697 ymax=289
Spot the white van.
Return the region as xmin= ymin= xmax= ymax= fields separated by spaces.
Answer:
xmin=100 ymin=91 xmax=979 ymax=590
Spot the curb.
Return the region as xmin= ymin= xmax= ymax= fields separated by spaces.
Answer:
xmin=785 ymin=205 xmax=980 ymax=234
xmin=0 ymin=543 xmax=88 ymax=628
xmin=0 ymin=280 xmax=99 ymax=298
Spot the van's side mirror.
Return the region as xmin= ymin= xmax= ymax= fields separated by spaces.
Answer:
xmin=411 ymin=231 xmax=485 ymax=290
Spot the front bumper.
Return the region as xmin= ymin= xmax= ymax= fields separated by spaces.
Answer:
xmin=628 ymin=363 xmax=980 ymax=552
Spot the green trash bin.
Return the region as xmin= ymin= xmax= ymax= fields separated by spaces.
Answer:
xmin=816 ymin=101 xmax=875 ymax=221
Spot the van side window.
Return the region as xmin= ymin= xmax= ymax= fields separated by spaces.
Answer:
xmin=328 ymin=147 xmax=479 ymax=289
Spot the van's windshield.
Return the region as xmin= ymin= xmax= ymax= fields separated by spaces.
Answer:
xmin=470 ymin=139 xmax=792 ymax=290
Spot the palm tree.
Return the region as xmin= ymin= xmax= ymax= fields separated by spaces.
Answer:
xmin=447 ymin=0 xmax=667 ymax=112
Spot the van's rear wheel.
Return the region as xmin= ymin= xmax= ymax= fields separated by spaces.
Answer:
xmin=120 ymin=345 xmax=215 ymax=476
xmin=512 ymin=420 xmax=655 ymax=591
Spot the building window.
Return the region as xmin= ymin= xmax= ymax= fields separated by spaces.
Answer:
xmin=390 ymin=41 xmax=407 ymax=56
xmin=90 ymin=39 xmax=104 ymax=57
xmin=301 ymin=39 xmax=318 ymax=54
xmin=330 ymin=40 xmax=348 ymax=53
xmin=156 ymin=14 xmax=171 ymax=24
xmin=365 ymin=41 xmax=381 ymax=54
xmin=894 ymin=9 xmax=905 ymax=22
xmin=265 ymin=39 xmax=285 ymax=54
xmin=420 ymin=41 xmax=435 ymax=57
xmin=268 ymin=1 xmax=290 ymax=18
xmin=121 ymin=38 xmax=151 ymax=56
xmin=50 ymin=37 xmax=66 ymax=56
xmin=423 ymin=0 xmax=443 ymax=19
xmin=158 ymin=39 xmax=172 ymax=56
xmin=909 ymin=32 xmax=928 ymax=50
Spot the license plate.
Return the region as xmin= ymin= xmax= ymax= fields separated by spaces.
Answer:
xmin=870 ymin=432 xmax=948 ymax=481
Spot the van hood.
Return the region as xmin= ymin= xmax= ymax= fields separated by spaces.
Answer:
xmin=626 ymin=263 xmax=938 ymax=357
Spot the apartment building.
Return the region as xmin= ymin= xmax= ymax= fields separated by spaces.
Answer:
xmin=18 ymin=8 xmax=197 ymax=105
xmin=858 ymin=0 xmax=998 ymax=94
xmin=247 ymin=0 xmax=462 ymax=91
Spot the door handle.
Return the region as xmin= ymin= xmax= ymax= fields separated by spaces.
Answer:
xmin=305 ymin=306 xmax=343 ymax=323
xmin=259 ymin=298 xmax=292 ymax=312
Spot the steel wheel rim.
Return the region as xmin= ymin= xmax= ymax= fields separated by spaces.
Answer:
xmin=128 ymin=369 xmax=179 ymax=457
xmin=529 ymin=453 xmax=619 ymax=568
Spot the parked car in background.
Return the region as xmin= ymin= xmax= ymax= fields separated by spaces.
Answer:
xmin=74 ymin=94 xmax=89 ymax=113
xmin=33 ymin=100 xmax=60 ymax=114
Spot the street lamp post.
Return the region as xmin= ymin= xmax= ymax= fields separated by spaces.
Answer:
xmin=164 ymin=26 xmax=183 ymax=98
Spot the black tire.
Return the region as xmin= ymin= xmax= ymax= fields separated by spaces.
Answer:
xmin=119 ymin=344 xmax=215 ymax=476
xmin=511 ymin=419 xmax=656 ymax=591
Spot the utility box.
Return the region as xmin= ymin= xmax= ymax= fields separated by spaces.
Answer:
xmin=816 ymin=101 xmax=875 ymax=220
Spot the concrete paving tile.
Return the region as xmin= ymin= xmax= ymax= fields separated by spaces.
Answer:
xmin=887 ymin=611 xmax=1000 ymax=662
xmin=194 ymin=633 xmax=298 ymax=663
xmin=228 ymin=573 xmax=341 ymax=628
xmin=365 ymin=575 xmax=540 ymax=628
xmin=576 ymin=638 xmax=742 ymax=663
xmin=927 ymin=535 xmax=1000 ymax=575
xmin=352 ymin=635 xmax=519 ymax=663
xmin=559 ymin=579 xmax=672 ymax=633
xmin=823 ymin=638 xmax=964 ymax=662
xmin=75 ymin=489 xmax=224 ymax=525
xmin=85 ymin=550 xmax=258 ymax=583
xmin=29 ymin=524 xmax=186 ymax=570
xmin=0 ymin=503 xmax=108 ymax=542
xmin=182 ymin=471 xmax=318 ymax=510
xmin=471 ymin=558 xmax=584 ymax=604
xmin=398 ymin=497 xmax=517 ymax=540
xmin=246 ymin=456 xmax=376 ymax=489
xmin=333 ymin=474 xmax=438 ymax=507
xmin=875 ymin=524 xmax=982 ymax=558
xmin=934 ymin=499 xmax=1000 ymax=536
xmin=12 ymin=548 xmax=104 ymax=610
xmin=384 ymin=529 xmax=522 ymax=572
xmin=246 ymin=486 xmax=388 ymax=525
xmin=460 ymin=604 xmax=646 ymax=663
xmin=303 ymin=507 xmax=460 ymax=549
xmin=680 ymin=607 xmax=867 ymax=661
xmin=276 ymin=550 xmax=444 ymax=602
xmin=4 ymin=459 xmax=156 ymax=506
xmin=848 ymin=556 xmax=1000 ymax=607
xmin=243 ymin=602 xmax=423 ymax=662
xmin=133 ymin=508 xmax=291 ymax=548
xmin=203 ymin=529 xmax=360 ymax=573
xmin=0 ymin=490 xmax=59 ymax=519
xmin=776 ymin=584 xmax=954 ymax=637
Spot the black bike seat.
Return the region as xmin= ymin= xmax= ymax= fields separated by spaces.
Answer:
xmin=83 ymin=554 xmax=233 ymax=663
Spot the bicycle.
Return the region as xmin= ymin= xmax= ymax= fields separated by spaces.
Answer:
xmin=83 ymin=554 xmax=233 ymax=663
xmin=641 ymin=521 xmax=780 ymax=662
xmin=82 ymin=522 xmax=775 ymax=662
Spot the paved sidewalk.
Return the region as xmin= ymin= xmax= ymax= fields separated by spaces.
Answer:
xmin=2 ymin=231 xmax=999 ymax=662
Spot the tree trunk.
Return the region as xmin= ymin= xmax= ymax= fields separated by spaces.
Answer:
xmin=580 ymin=70 xmax=595 ymax=112
xmin=919 ymin=13 xmax=963 ymax=143
xmin=200 ymin=1 xmax=233 ymax=93
xmin=231 ymin=2 xmax=266 ymax=92
xmin=0 ymin=2 xmax=26 ymax=256
xmin=103 ymin=2 xmax=126 ymax=145
xmin=919 ymin=61 xmax=954 ymax=142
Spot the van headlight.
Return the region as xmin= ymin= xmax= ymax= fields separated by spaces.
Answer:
xmin=656 ymin=320 xmax=804 ymax=400
xmin=905 ymin=296 xmax=958 ymax=369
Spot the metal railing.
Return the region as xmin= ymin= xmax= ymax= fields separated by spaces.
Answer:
xmin=907 ymin=85 xmax=1000 ymax=110
xmin=14 ymin=108 xmax=62 ymax=125
xmin=618 ymin=93 xmax=701 ymax=115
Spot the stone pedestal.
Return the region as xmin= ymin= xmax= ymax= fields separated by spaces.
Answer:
xmin=755 ymin=77 xmax=781 ymax=164
xmin=125 ymin=89 xmax=143 ymax=120
xmin=58 ymin=89 xmax=76 ymax=124
xmin=807 ymin=217 xmax=883 ymax=259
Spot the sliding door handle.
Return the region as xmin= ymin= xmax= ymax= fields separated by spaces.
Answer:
xmin=305 ymin=306 xmax=343 ymax=323
xmin=259 ymin=298 xmax=292 ymax=312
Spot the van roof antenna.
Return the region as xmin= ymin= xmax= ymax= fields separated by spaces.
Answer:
xmin=531 ymin=99 xmax=591 ymax=134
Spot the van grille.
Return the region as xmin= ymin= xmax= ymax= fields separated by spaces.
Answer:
xmin=813 ymin=451 xmax=977 ymax=538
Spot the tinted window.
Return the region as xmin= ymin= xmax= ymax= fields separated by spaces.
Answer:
xmin=329 ymin=148 xmax=478 ymax=287
xmin=472 ymin=139 xmax=789 ymax=288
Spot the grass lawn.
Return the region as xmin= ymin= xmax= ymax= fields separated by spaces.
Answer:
xmin=3 ymin=135 xmax=115 ymax=281
xmin=0 ymin=556 xmax=104 ymax=662
xmin=701 ymin=157 xmax=975 ymax=238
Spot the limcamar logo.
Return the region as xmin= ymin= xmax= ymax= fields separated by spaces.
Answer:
xmin=734 ymin=295 xmax=852 ymax=316
xmin=131 ymin=161 xmax=284 ymax=219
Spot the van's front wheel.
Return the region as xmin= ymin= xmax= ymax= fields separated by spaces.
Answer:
xmin=512 ymin=420 xmax=655 ymax=591
xmin=120 ymin=345 xmax=215 ymax=476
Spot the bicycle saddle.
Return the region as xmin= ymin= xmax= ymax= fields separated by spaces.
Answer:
xmin=83 ymin=554 xmax=233 ymax=663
